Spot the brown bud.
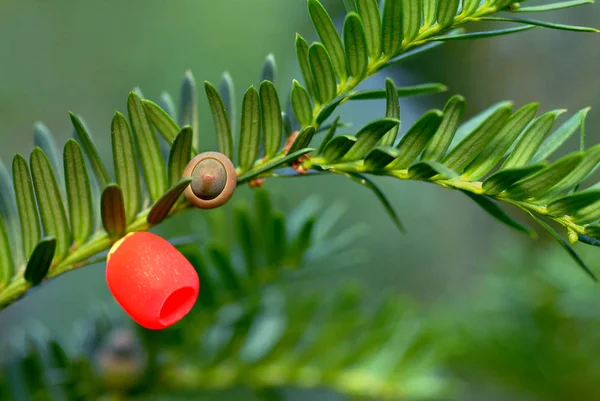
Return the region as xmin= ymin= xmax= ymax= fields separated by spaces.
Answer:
xmin=183 ymin=151 xmax=237 ymax=209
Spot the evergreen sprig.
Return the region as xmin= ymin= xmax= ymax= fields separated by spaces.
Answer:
xmin=0 ymin=0 xmax=598 ymax=309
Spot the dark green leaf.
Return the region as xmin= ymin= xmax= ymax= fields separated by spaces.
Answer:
xmin=408 ymin=160 xmax=459 ymax=179
xmin=63 ymin=139 xmax=93 ymax=245
xmin=178 ymin=70 xmax=198 ymax=146
xmin=528 ymin=212 xmax=596 ymax=280
xmin=205 ymin=82 xmax=234 ymax=159
xmin=12 ymin=154 xmax=41 ymax=259
xmin=347 ymin=82 xmax=447 ymax=100
xmin=100 ymin=184 xmax=126 ymax=238
xmin=402 ymin=0 xmax=421 ymax=41
xmin=442 ymin=105 xmax=511 ymax=173
xmin=69 ymin=112 xmax=109 ymax=189
xmin=426 ymin=25 xmax=536 ymax=42
xmin=451 ymin=101 xmax=513 ymax=147
xmin=219 ymin=72 xmax=236 ymax=135
xmin=111 ymin=112 xmax=141 ymax=223
xmin=291 ymin=80 xmax=314 ymax=127
xmin=504 ymin=153 xmax=583 ymax=200
xmin=208 ymin=244 xmax=242 ymax=294
xmin=533 ymin=108 xmax=588 ymax=162
xmin=421 ymin=95 xmax=466 ymax=161
xmin=238 ymin=86 xmax=261 ymax=172
xmin=177 ymin=244 xmax=216 ymax=306
xmin=143 ymin=99 xmax=181 ymax=146
xmin=147 ymin=178 xmax=192 ymax=225
xmin=343 ymin=13 xmax=369 ymax=79
xmin=295 ymin=34 xmax=319 ymax=99
xmin=308 ymin=0 xmax=348 ymax=81
xmin=547 ymin=144 xmax=600 ymax=198
xmin=291 ymin=217 xmax=316 ymax=264
xmin=309 ymin=43 xmax=338 ymax=104
xmin=356 ymin=0 xmax=382 ymax=59
xmin=0 ymin=216 xmax=13 ymax=288
xmin=437 ymin=0 xmax=460 ymax=27
xmin=288 ymin=126 xmax=316 ymax=155
xmin=380 ymin=78 xmax=401 ymax=146
xmin=381 ymin=0 xmax=403 ymax=56
xmin=547 ymin=190 xmax=600 ymax=217
xmin=24 ymin=237 xmax=56 ymax=286
xmin=267 ymin=211 xmax=287 ymax=266
xmin=512 ymin=0 xmax=594 ymax=12
xmin=318 ymin=116 xmax=341 ymax=155
xmin=463 ymin=191 xmax=534 ymax=236
xmin=584 ymin=225 xmax=600 ymax=240
xmin=158 ymin=91 xmax=177 ymax=120
xmin=237 ymin=148 xmax=314 ymax=184
xmin=30 ymin=148 xmax=71 ymax=261
xmin=364 ymin=146 xmax=400 ymax=170
xmin=127 ymin=92 xmax=168 ymax=201
xmin=168 ymin=127 xmax=193 ymax=186
xmin=344 ymin=118 xmax=400 ymax=161
xmin=322 ymin=135 xmax=357 ymax=163
xmin=503 ymin=110 xmax=564 ymax=168
xmin=234 ymin=204 xmax=256 ymax=275
xmin=482 ymin=16 xmax=599 ymax=32
xmin=261 ymin=53 xmax=277 ymax=83
xmin=33 ymin=122 xmax=63 ymax=188
xmin=482 ymin=164 xmax=546 ymax=195
xmin=389 ymin=110 xmax=443 ymax=169
xmin=260 ymin=81 xmax=283 ymax=159
xmin=463 ymin=102 xmax=539 ymax=180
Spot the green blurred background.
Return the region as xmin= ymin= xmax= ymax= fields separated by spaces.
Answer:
xmin=1 ymin=0 xmax=600 ymax=400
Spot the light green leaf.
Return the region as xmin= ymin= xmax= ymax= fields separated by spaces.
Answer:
xmin=380 ymin=78 xmax=400 ymax=146
xmin=533 ymin=108 xmax=588 ymax=162
xmin=426 ymin=25 xmax=536 ymax=42
xmin=482 ymin=164 xmax=546 ymax=195
xmin=423 ymin=0 xmax=438 ymax=28
xmin=12 ymin=154 xmax=41 ymax=259
xmin=482 ymin=16 xmax=599 ymax=33
xmin=437 ymin=0 xmax=460 ymax=27
xmin=356 ymin=0 xmax=382 ymax=59
xmin=30 ymin=148 xmax=71 ymax=261
xmin=461 ymin=0 xmax=480 ymax=16
xmin=158 ymin=91 xmax=177 ymax=120
xmin=111 ymin=112 xmax=141 ymax=223
xmin=296 ymin=34 xmax=319 ymax=100
xmin=344 ymin=118 xmax=400 ymax=161
xmin=421 ymin=95 xmax=466 ymax=161
xmin=408 ymin=160 xmax=459 ymax=180
xmin=309 ymin=43 xmax=338 ymax=104
xmin=260 ymin=81 xmax=283 ymax=159
xmin=127 ymin=92 xmax=168 ymax=202
xmin=0 ymin=158 xmax=21 ymax=265
xmin=381 ymin=0 xmax=403 ymax=56
xmin=463 ymin=102 xmax=539 ymax=179
xmin=291 ymin=80 xmax=314 ymax=127
xmin=318 ymin=116 xmax=341 ymax=155
xmin=261 ymin=53 xmax=277 ymax=84
xmin=168 ymin=127 xmax=193 ymax=187
xmin=323 ymin=135 xmax=358 ymax=163
xmin=402 ymin=0 xmax=421 ymax=42
xmin=348 ymin=83 xmax=448 ymax=100
xmin=142 ymin=99 xmax=181 ymax=145
xmin=546 ymin=144 xmax=600 ymax=197
xmin=443 ymin=105 xmax=511 ymax=173
xmin=463 ymin=191 xmax=534 ymax=236
xmin=344 ymin=13 xmax=369 ymax=79
xmin=308 ymin=0 xmax=348 ymax=81
xmin=237 ymin=148 xmax=314 ymax=184
xmin=288 ymin=126 xmax=316 ymax=155
xmin=389 ymin=110 xmax=443 ymax=169
xmin=24 ymin=237 xmax=56 ymax=286
xmin=238 ymin=86 xmax=261 ymax=172
xmin=504 ymin=153 xmax=583 ymax=200
xmin=101 ymin=184 xmax=126 ymax=238
xmin=63 ymin=139 xmax=93 ymax=245
xmin=147 ymin=178 xmax=193 ymax=225
xmin=178 ymin=70 xmax=198 ymax=147
xmin=33 ymin=122 xmax=63 ymax=188
xmin=364 ymin=146 xmax=400 ymax=170
xmin=344 ymin=0 xmax=357 ymax=12
xmin=219 ymin=72 xmax=236 ymax=135
xmin=547 ymin=190 xmax=600 ymax=218
xmin=0 ymin=216 xmax=13 ymax=288
xmin=205 ymin=82 xmax=234 ymax=159
xmin=451 ymin=101 xmax=512 ymax=147
xmin=512 ymin=0 xmax=594 ymax=12
xmin=69 ymin=112 xmax=109 ymax=189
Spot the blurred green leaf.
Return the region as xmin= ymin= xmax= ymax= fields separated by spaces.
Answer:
xmin=364 ymin=146 xmax=400 ymax=170
xmin=291 ymin=80 xmax=314 ymax=127
xmin=482 ymin=164 xmax=546 ymax=195
xmin=308 ymin=0 xmax=348 ymax=81
xmin=356 ymin=0 xmax=382 ymax=59
xmin=461 ymin=0 xmax=480 ymax=16
xmin=167 ymin=127 xmax=193 ymax=187
xmin=0 ymin=158 xmax=21 ymax=265
xmin=261 ymin=53 xmax=277 ymax=83
xmin=178 ymin=70 xmax=198 ymax=146
xmin=309 ymin=43 xmax=338 ymax=104
xmin=158 ymin=91 xmax=177 ymax=120
xmin=403 ymin=0 xmax=421 ymax=42
xmin=30 ymin=148 xmax=71 ymax=261
xmin=24 ymin=237 xmax=56 ymax=286
xmin=234 ymin=204 xmax=256 ymax=275
xmin=220 ymin=72 xmax=236 ymax=135
xmin=142 ymin=99 xmax=181 ymax=145
xmin=421 ymin=95 xmax=466 ymax=161
xmin=100 ymin=184 xmax=126 ymax=238
xmin=128 ymin=92 xmax=167 ymax=202
xmin=260 ymin=81 xmax=283 ymax=160
xmin=147 ymin=178 xmax=192 ymax=225
xmin=208 ymin=244 xmax=242 ymax=295
xmin=547 ymin=190 xmax=600 ymax=217
xmin=296 ymin=34 xmax=319 ymax=100
xmin=382 ymin=0 xmax=403 ymax=56
xmin=344 ymin=118 xmax=400 ymax=161
xmin=323 ymin=135 xmax=357 ymax=163
xmin=437 ymin=0 xmax=460 ymax=27
xmin=63 ymin=139 xmax=93 ymax=245
xmin=205 ymin=82 xmax=234 ymax=159
xmin=380 ymin=78 xmax=401 ymax=146
xmin=238 ymin=86 xmax=261 ymax=172
xmin=482 ymin=16 xmax=599 ymax=32
xmin=12 ymin=154 xmax=40 ymax=259
xmin=0 ymin=215 xmax=13 ymax=288
xmin=344 ymin=0 xmax=357 ymax=12
xmin=389 ymin=110 xmax=442 ymax=169
xmin=533 ymin=108 xmax=589 ymax=162
xmin=463 ymin=191 xmax=534 ymax=236
xmin=344 ymin=13 xmax=369 ymax=79
xmin=69 ymin=112 xmax=109 ymax=189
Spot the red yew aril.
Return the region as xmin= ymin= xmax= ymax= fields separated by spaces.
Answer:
xmin=106 ymin=232 xmax=199 ymax=330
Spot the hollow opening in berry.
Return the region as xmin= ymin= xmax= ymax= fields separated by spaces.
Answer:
xmin=190 ymin=158 xmax=227 ymax=200
xmin=159 ymin=286 xmax=197 ymax=327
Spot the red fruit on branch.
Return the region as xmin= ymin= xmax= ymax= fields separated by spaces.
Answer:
xmin=105 ymin=232 xmax=200 ymax=330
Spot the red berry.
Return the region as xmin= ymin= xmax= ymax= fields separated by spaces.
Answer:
xmin=105 ymin=232 xmax=200 ymax=329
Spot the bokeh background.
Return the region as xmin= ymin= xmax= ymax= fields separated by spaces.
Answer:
xmin=1 ymin=0 xmax=600 ymax=400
